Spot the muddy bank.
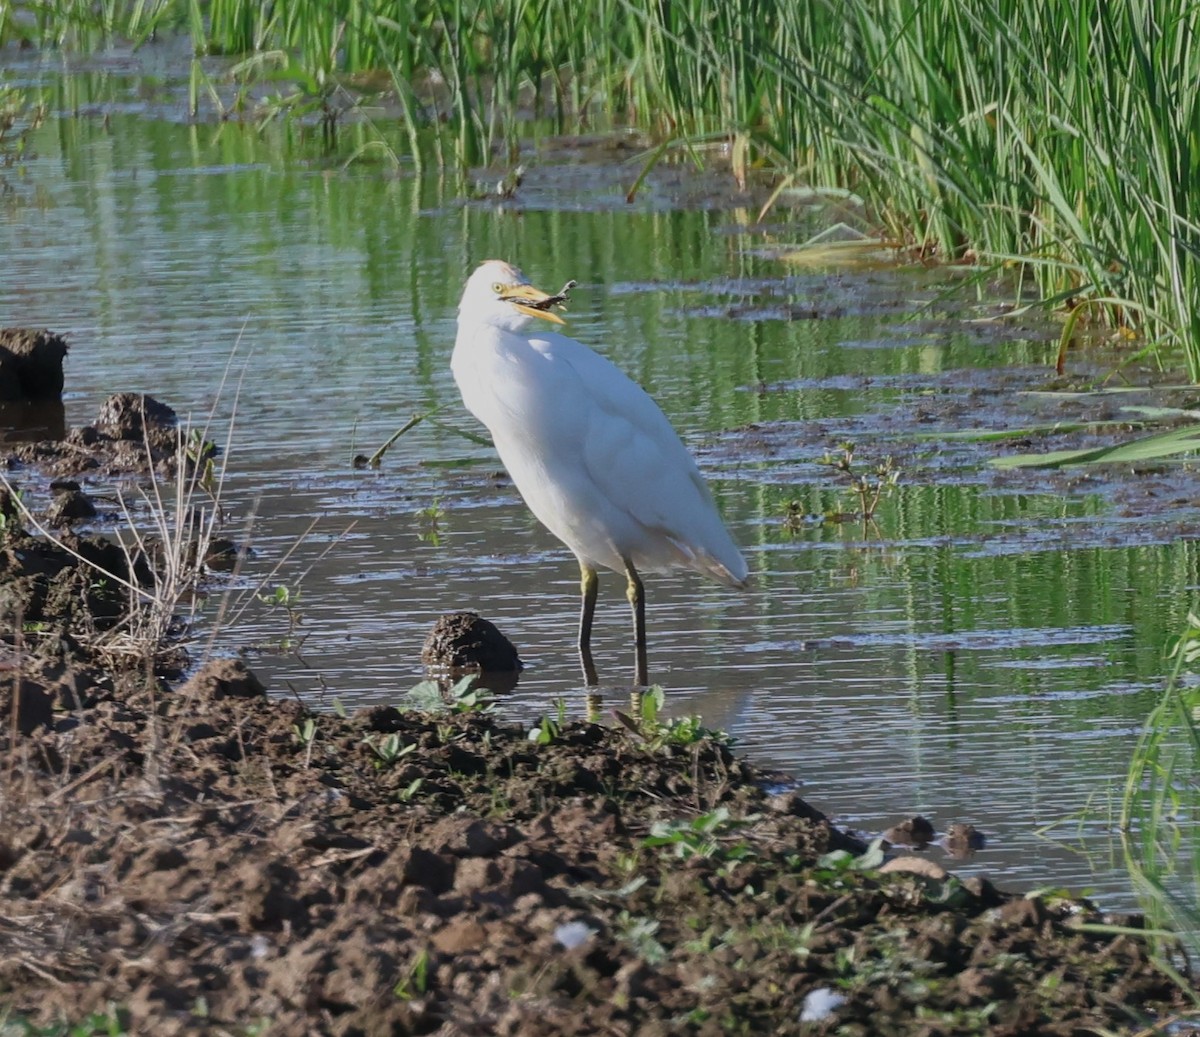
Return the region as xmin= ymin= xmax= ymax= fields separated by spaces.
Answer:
xmin=3 ymin=390 xmax=184 ymax=480
xmin=2 ymin=650 xmax=1192 ymax=1037
xmin=0 ymin=480 xmax=1194 ymax=1036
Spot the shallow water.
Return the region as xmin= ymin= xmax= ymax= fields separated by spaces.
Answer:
xmin=3 ymin=56 xmax=1197 ymax=906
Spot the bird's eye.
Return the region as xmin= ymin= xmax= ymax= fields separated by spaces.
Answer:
xmin=491 ymin=282 xmax=505 ymax=294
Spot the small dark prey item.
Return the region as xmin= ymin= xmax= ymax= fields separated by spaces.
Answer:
xmin=530 ymin=279 xmax=577 ymax=310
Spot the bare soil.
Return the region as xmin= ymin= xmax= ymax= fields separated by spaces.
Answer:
xmin=1 ymin=405 xmax=1198 ymax=1036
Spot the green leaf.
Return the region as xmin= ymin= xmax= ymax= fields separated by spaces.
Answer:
xmin=925 ymin=421 xmax=1108 ymax=442
xmin=401 ymin=679 xmax=445 ymax=710
xmin=992 ymin=423 xmax=1200 ymax=469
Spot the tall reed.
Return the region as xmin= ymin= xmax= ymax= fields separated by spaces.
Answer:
xmin=206 ymin=0 xmax=1200 ymax=382
xmin=8 ymin=0 xmax=1200 ymax=375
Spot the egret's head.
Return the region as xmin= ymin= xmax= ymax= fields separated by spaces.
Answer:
xmin=459 ymin=260 xmax=567 ymax=332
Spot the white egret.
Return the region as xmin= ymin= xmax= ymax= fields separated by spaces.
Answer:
xmin=452 ymin=260 xmax=748 ymax=686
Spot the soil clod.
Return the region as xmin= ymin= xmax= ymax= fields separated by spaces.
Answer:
xmin=422 ymin=609 xmax=523 ymax=673
xmin=942 ymin=821 xmax=987 ymax=858
xmin=3 ymin=392 xmax=188 ymax=479
xmin=0 ymin=327 xmax=68 ymax=401
xmin=883 ymin=814 xmax=936 ymax=848
xmin=45 ymin=485 xmax=97 ymax=526
xmin=94 ymin=391 xmax=177 ymax=442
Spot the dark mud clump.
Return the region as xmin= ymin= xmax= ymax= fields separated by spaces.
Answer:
xmin=44 ymin=480 xmax=99 ymax=526
xmin=422 ymin=609 xmax=523 ymax=673
xmin=883 ymin=814 xmax=936 ymax=849
xmin=0 ymin=523 xmax=141 ymax=649
xmin=0 ymin=327 xmax=68 ymax=401
xmin=0 ymin=328 xmax=70 ymax=443
xmin=94 ymin=390 xmax=179 ymax=443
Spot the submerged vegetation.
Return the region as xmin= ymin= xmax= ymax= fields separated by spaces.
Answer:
xmin=4 ymin=0 xmax=1200 ymax=376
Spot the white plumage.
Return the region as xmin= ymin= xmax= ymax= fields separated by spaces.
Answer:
xmin=452 ymin=259 xmax=748 ymax=685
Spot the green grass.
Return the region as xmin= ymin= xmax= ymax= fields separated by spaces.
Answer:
xmin=4 ymin=0 xmax=1200 ymax=373
xmin=1 ymin=1006 xmax=132 ymax=1036
xmin=1121 ymin=613 xmax=1200 ymax=981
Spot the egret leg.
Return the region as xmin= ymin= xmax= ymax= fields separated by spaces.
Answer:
xmin=624 ymin=562 xmax=648 ymax=687
xmin=578 ymin=563 xmax=599 ymax=686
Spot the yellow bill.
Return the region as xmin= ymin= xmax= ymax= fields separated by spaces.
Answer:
xmin=499 ymin=283 xmax=567 ymax=324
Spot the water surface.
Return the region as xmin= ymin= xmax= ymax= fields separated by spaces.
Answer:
xmin=2 ymin=58 xmax=1194 ymax=905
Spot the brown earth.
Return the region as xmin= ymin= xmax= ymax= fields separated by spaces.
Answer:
xmin=1 ymin=409 xmax=1198 ymax=1036
xmin=421 ymin=610 xmax=524 ymax=674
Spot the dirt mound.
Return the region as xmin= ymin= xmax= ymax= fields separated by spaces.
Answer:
xmin=422 ymin=609 xmax=523 ymax=672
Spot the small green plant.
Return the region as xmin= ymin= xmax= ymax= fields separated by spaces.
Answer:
xmin=642 ymin=808 xmax=757 ymax=863
xmin=393 ymin=949 xmax=431 ymax=1001
xmin=185 ymin=430 xmax=218 ymax=495
xmin=614 ymin=911 xmax=668 ymax=965
xmin=396 ymin=777 xmax=424 ymax=802
xmin=613 ymin=851 xmax=643 ymax=882
xmin=257 ymin=584 xmax=306 ymax=650
xmin=402 ymin=674 xmax=491 ymax=714
xmin=363 ymin=732 xmax=416 ymax=769
xmin=528 ymin=697 xmax=569 ymax=744
xmin=292 ymin=716 xmax=317 ymax=746
xmin=819 ymin=443 xmax=901 ymax=528
xmin=415 ymin=498 xmax=445 ymax=545
xmin=258 ymin=584 xmax=300 ymax=614
xmin=447 ymin=675 xmax=493 ymax=713
xmin=813 ymin=838 xmax=888 ymax=883
xmin=622 ymin=686 xmax=731 ymax=750
xmin=292 ymin=716 xmax=318 ymax=766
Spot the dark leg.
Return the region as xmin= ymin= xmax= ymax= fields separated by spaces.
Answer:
xmin=624 ymin=561 xmax=648 ymax=687
xmin=578 ymin=563 xmax=599 ymax=686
